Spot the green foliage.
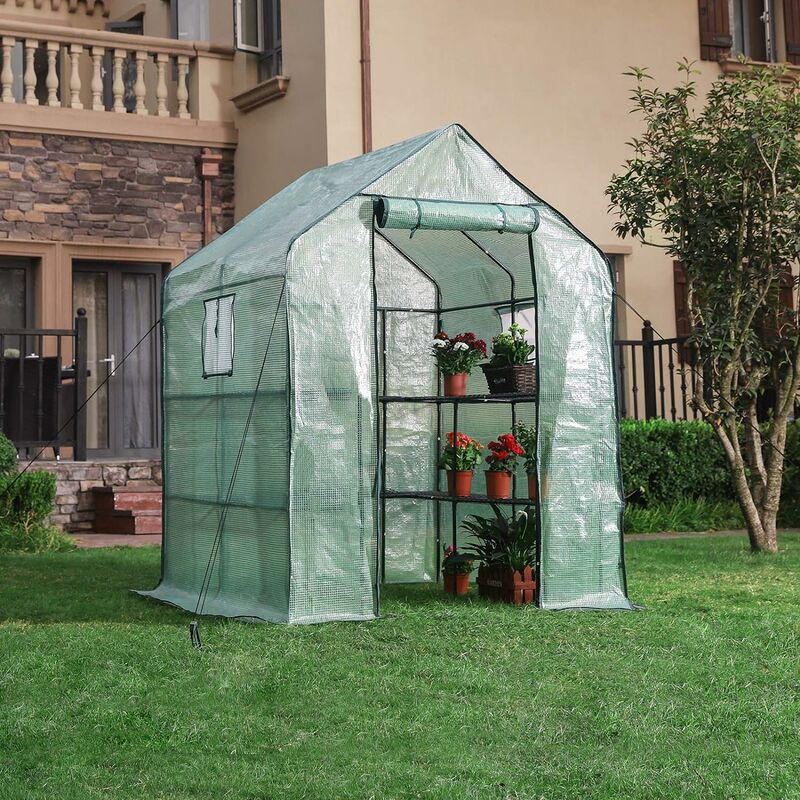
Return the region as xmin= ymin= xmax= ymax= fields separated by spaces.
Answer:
xmin=440 ymin=546 xmax=473 ymax=575
xmin=0 ymin=521 xmax=75 ymax=553
xmin=461 ymin=503 xmax=536 ymax=571
xmin=0 ymin=432 xmax=17 ymax=478
xmin=438 ymin=431 xmax=483 ymax=471
xmin=624 ymin=499 xmax=745 ymax=534
xmin=0 ymin=443 xmax=65 ymax=553
xmin=620 ymin=419 xmax=734 ymax=505
xmin=488 ymin=322 xmax=533 ymax=366
xmin=431 ymin=330 xmax=487 ymax=376
xmin=512 ymin=421 xmax=537 ymax=475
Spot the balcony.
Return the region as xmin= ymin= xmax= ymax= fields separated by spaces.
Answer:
xmin=0 ymin=18 xmax=236 ymax=148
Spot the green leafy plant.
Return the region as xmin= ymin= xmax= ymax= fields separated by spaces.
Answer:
xmin=441 ymin=545 xmax=474 ymax=575
xmin=438 ymin=431 xmax=483 ymax=472
xmin=488 ymin=323 xmax=533 ymax=367
xmin=513 ymin=422 xmax=537 ymax=475
xmin=431 ymin=330 xmax=487 ymax=376
xmin=608 ymin=60 xmax=800 ymax=552
xmin=461 ymin=504 xmax=536 ymax=572
xmin=485 ymin=433 xmax=524 ymax=473
xmin=0 ymin=431 xmax=71 ymax=553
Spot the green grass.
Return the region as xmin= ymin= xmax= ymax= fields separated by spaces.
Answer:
xmin=2 ymin=536 xmax=800 ymax=799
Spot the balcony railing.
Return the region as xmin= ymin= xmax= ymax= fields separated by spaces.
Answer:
xmin=0 ymin=18 xmax=235 ymax=141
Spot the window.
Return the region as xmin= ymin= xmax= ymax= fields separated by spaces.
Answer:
xmin=235 ymin=0 xmax=282 ymax=80
xmin=699 ymin=0 xmax=796 ymax=63
xmin=202 ymin=295 xmax=235 ymax=378
xmin=729 ymin=0 xmax=775 ymax=61
xmin=0 ymin=257 xmax=34 ymax=356
xmin=172 ymin=0 xmax=210 ymax=42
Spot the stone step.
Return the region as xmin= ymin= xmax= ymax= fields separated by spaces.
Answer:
xmin=93 ymin=508 xmax=162 ymax=535
xmin=93 ymin=485 xmax=162 ymax=513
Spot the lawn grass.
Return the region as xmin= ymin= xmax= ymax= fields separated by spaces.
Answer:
xmin=1 ymin=535 xmax=799 ymax=799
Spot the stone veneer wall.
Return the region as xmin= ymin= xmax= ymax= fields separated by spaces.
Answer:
xmin=21 ymin=459 xmax=162 ymax=532
xmin=0 ymin=131 xmax=234 ymax=249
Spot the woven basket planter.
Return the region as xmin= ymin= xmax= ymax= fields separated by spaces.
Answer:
xmin=481 ymin=363 xmax=536 ymax=395
xmin=476 ymin=565 xmax=536 ymax=605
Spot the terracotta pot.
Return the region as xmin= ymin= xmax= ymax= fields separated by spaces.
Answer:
xmin=486 ymin=470 xmax=512 ymax=499
xmin=527 ymin=474 xmax=538 ymax=501
xmin=447 ymin=470 xmax=473 ymax=497
xmin=443 ymin=372 xmax=468 ymax=397
xmin=444 ymin=572 xmax=470 ymax=596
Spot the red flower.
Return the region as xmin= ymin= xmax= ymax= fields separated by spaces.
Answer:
xmin=474 ymin=339 xmax=488 ymax=357
xmin=498 ymin=433 xmax=524 ymax=456
xmin=454 ymin=331 xmax=476 ymax=344
xmin=490 ymin=449 xmax=510 ymax=461
xmin=488 ymin=440 xmax=503 ymax=452
xmin=435 ymin=331 xmax=449 ymax=341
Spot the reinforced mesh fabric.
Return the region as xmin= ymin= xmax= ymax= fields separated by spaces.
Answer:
xmin=138 ymin=123 xmax=632 ymax=623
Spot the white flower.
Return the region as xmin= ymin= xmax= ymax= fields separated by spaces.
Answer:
xmin=453 ymin=341 xmax=469 ymax=351
xmin=432 ymin=339 xmax=447 ymax=348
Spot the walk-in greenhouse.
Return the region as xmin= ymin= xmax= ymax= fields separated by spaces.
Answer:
xmin=139 ymin=124 xmax=633 ymax=623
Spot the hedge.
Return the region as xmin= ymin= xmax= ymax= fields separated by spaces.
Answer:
xmin=620 ymin=418 xmax=800 ymax=510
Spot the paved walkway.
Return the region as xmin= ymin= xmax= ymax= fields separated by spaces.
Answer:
xmin=72 ymin=533 xmax=162 ymax=548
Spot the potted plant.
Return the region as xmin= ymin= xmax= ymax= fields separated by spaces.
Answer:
xmin=484 ymin=432 xmax=524 ymax=499
xmin=441 ymin=545 xmax=473 ymax=596
xmin=439 ymin=431 xmax=483 ymax=496
xmin=462 ymin=504 xmax=537 ymax=605
xmin=513 ymin=421 xmax=537 ymax=500
xmin=481 ymin=322 xmax=535 ymax=395
xmin=431 ymin=330 xmax=487 ymax=396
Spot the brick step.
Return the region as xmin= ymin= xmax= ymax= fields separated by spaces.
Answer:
xmin=92 ymin=485 xmax=162 ymax=513
xmin=93 ymin=508 xmax=162 ymax=535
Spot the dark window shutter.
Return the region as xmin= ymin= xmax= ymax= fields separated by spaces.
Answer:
xmin=698 ymin=0 xmax=732 ymax=60
xmin=673 ymin=262 xmax=690 ymax=336
xmin=785 ymin=1 xmax=800 ymax=65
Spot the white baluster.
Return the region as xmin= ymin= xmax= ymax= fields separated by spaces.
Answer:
xmin=112 ymin=48 xmax=125 ymax=113
xmin=90 ymin=46 xmax=104 ymax=111
xmin=134 ymin=50 xmax=147 ymax=115
xmin=176 ymin=54 xmax=189 ymax=119
xmin=155 ymin=52 xmax=168 ymax=117
xmin=24 ymin=39 xmax=37 ymax=105
xmin=46 ymin=41 xmax=59 ymax=106
xmin=1 ymin=37 xmax=15 ymax=103
xmin=68 ymin=43 xmax=82 ymax=109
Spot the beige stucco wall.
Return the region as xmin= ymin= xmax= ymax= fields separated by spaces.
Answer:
xmin=233 ymin=0 xmax=328 ymax=217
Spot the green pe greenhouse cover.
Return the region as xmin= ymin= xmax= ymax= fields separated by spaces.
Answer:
xmin=137 ymin=123 xmax=632 ymax=623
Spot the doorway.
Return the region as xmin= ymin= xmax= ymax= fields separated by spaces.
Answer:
xmin=72 ymin=261 xmax=162 ymax=458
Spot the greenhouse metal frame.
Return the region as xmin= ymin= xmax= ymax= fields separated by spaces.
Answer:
xmin=139 ymin=124 xmax=633 ymax=623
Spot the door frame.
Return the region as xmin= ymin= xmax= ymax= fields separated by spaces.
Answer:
xmin=73 ymin=259 xmax=164 ymax=459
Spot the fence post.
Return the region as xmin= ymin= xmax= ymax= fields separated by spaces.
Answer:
xmin=74 ymin=308 xmax=87 ymax=462
xmin=642 ymin=320 xmax=657 ymax=420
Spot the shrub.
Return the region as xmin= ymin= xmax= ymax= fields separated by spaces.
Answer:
xmin=0 ymin=432 xmax=17 ymax=478
xmin=0 ymin=521 xmax=75 ymax=553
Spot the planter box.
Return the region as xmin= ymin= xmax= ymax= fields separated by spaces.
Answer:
xmin=476 ymin=565 xmax=536 ymax=605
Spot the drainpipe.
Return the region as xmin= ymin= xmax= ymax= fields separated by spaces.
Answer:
xmin=195 ymin=147 xmax=223 ymax=245
xmin=359 ymin=0 xmax=372 ymax=153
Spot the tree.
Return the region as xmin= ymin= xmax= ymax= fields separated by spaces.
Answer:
xmin=607 ymin=61 xmax=800 ymax=553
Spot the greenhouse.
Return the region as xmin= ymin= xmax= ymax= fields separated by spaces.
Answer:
xmin=138 ymin=123 xmax=633 ymax=623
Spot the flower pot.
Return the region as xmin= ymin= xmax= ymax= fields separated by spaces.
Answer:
xmin=527 ymin=474 xmax=538 ymax=501
xmin=444 ymin=572 xmax=470 ymax=596
xmin=481 ymin=363 xmax=536 ymax=395
xmin=486 ymin=470 xmax=512 ymax=499
xmin=447 ymin=470 xmax=473 ymax=497
xmin=443 ymin=372 xmax=468 ymax=397
xmin=477 ymin=565 xmax=536 ymax=605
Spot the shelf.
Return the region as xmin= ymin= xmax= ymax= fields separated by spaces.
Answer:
xmin=382 ymin=489 xmax=535 ymax=505
xmin=379 ymin=393 xmax=536 ymax=405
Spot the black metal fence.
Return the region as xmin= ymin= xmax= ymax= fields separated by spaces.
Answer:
xmin=615 ymin=320 xmax=701 ymax=421
xmin=0 ymin=310 xmax=87 ymax=460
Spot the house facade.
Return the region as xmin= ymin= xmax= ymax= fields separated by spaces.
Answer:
xmin=0 ymin=0 xmax=796 ymax=528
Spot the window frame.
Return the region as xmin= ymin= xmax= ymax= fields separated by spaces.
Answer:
xmin=0 ymin=256 xmax=34 ymax=331
xmin=257 ymin=0 xmax=282 ymax=82
xmin=234 ymin=0 xmax=264 ymax=54
xmin=202 ymin=294 xmax=236 ymax=379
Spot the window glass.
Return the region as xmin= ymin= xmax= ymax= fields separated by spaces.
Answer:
xmin=175 ymin=0 xmax=209 ymax=41
xmin=258 ymin=0 xmax=283 ymax=81
xmin=236 ymin=0 xmax=262 ymax=52
xmin=203 ymin=295 xmax=235 ymax=378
